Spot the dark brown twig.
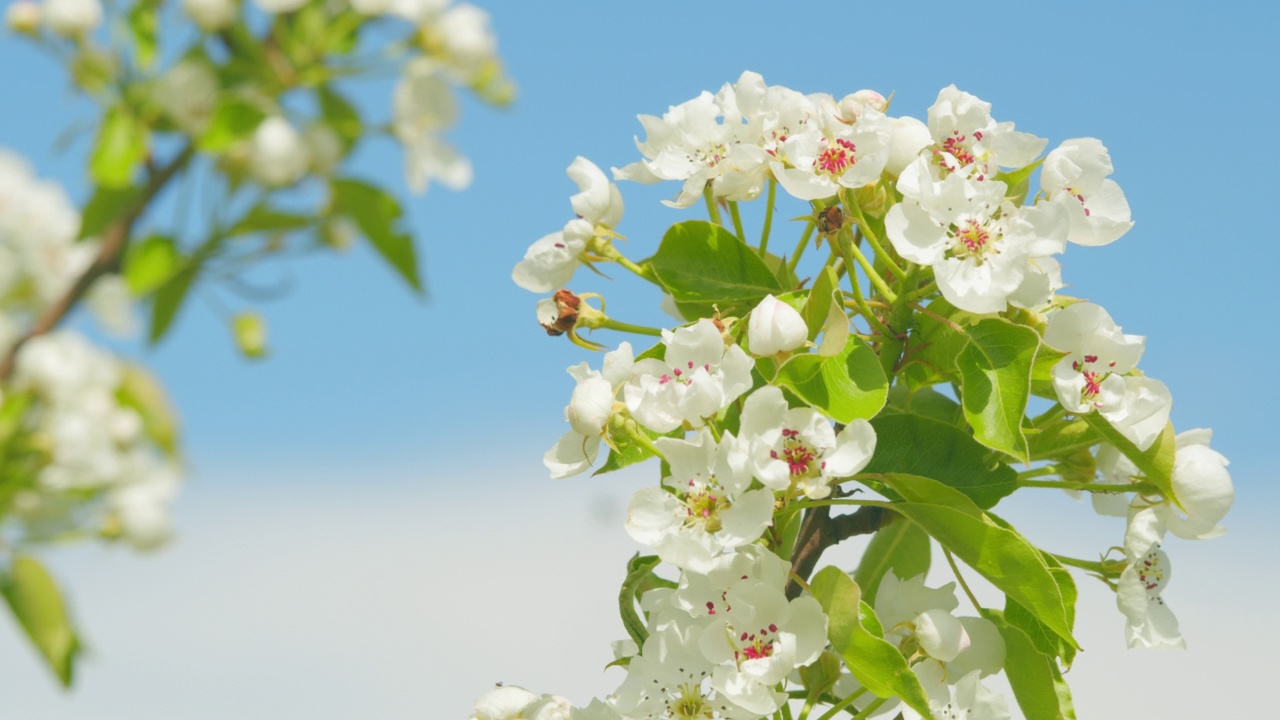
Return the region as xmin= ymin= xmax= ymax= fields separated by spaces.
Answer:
xmin=786 ymin=504 xmax=890 ymax=599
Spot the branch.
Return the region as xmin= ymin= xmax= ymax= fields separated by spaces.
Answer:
xmin=0 ymin=144 xmax=194 ymax=381
xmin=785 ymin=504 xmax=889 ymax=600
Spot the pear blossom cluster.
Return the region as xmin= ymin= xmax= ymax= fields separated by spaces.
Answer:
xmin=9 ymin=332 xmax=179 ymax=551
xmin=492 ymin=73 xmax=1233 ymax=719
xmin=0 ymin=150 xmax=178 ymax=553
xmin=10 ymin=0 xmax=511 ymax=197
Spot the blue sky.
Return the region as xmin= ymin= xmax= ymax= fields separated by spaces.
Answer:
xmin=0 ymin=0 xmax=1277 ymax=716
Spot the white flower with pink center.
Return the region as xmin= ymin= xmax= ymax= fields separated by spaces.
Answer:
xmin=543 ymin=342 xmax=634 ymax=479
xmin=886 ymin=163 xmax=1069 ymax=314
xmin=726 ymin=385 xmax=876 ymax=499
xmin=1117 ymin=541 xmax=1184 ymax=650
xmin=623 ymin=320 xmax=752 ymax=434
xmin=655 ymin=548 xmax=825 ymax=717
xmin=697 ymin=577 xmax=827 ymax=716
xmin=1042 ymin=137 xmax=1134 ymax=247
xmin=611 ymin=620 xmax=760 ymax=720
xmin=726 ymin=71 xmax=817 ymax=165
xmin=612 ymin=86 xmax=767 ymax=209
xmin=770 ymin=102 xmax=892 ymax=201
xmin=1044 ymin=302 xmax=1171 ymax=450
xmin=923 ymin=85 xmax=1046 ymax=180
xmin=626 ymin=429 xmax=774 ymax=573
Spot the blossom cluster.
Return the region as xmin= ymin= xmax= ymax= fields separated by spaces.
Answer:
xmin=489 ymin=73 xmax=1236 ymax=719
xmin=0 ymin=150 xmax=176 ymax=553
xmin=8 ymin=0 xmax=511 ymax=196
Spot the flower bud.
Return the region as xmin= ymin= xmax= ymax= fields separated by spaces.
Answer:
xmin=249 ymin=116 xmax=309 ymax=187
xmin=838 ymin=89 xmax=888 ymax=122
xmin=748 ymin=294 xmax=807 ymax=357
xmin=6 ymin=0 xmax=40 ymax=34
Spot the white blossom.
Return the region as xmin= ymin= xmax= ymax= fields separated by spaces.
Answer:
xmin=1042 ymin=138 xmax=1133 ymax=246
xmin=771 ymin=102 xmax=892 ymax=201
xmin=543 ymin=343 xmax=633 ymax=479
xmin=625 ymin=429 xmax=773 ymax=572
xmin=1044 ymin=302 xmax=1170 ymax=450
xmin=1117 ymin=541 xmax=1184 ymax=650
xmin=726 ymin=385 xmax=876 ymax=499
xmin=623 ymin=320 xmax=752 ymax=434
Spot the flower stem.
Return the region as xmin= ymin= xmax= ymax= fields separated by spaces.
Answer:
xmin=1018 ymin=478 xmax=1154 ymax=495
xmin=597 ymin=245 xmax=658 ymax=284
xmin=1017 ymin=465 xmax=1060 ymax=480
xmin=760 ymin=177 xmax=777 ymax=256
xmin=846 ymin=279 xmax=894 ymax=339
xmin=849 ymin=696 xmax=887 ymax=720
xmin=787 ymin=220 xmax=816 ymax=276
xmin=729 ymin=201 xmax=747 ymax=246
xmin=814 ymin=689 xmax=867 ymax=720
xmin=944 ymin=548 xmax=983 ymax=614
xmin=1050 ymin=553 xmax=1108 ymax=575
xmin=841 ymin=188 xmax=905 ymax=281
xmin=704 ymin=186 xmax=723 ymax=226
xmin=598 ymin=318 xmax=664 ymax=337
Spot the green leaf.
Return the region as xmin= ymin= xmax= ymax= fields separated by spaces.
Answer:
xmin=198 ymin=98 xmax=266 ymax=153
xmin=808 ymin=567 xmax=933 ymax=717
xmin=1028 ymin=418 xmax=1100 ymax=461
xmin=772 ymin=338 xmax=887 ymax=423
xmin=865 ymin=414 xmax=1016 ymax=509
xmin=80 ymin=184 xmax=141 ymax=240
xmin=852 ymin=518 xmax=931 ymax=604
xmin=1 ymin=556 xmax=81 ymax=687
xmin=619 ymin=555 xmax=663 ymax=647
xmin=149 ymin=266 xmax=196 ymax=344
xmin=232 ymin=312 xmax=268 ymax=359
xmin=227 ymin=205 xmax=314 ymax=238
xmin=985 ymin=610 xmax=1076 ymax=720
xmin=989 ymin=514 xmax=1078 ymax=666
xmin=901 ymin=299 xmax=979 ymax=388
xmin=882 ymin=385 xmax=964 ymax=427
xmin=318 ymin=86 xmax=362 ymax=150
xmin=116 ymin=363 xmax=180 ymax=455
xmin=331 ymin=178 xmax=422 ymax=292
xmin=803 ymin=267 xmax=839 ymax=341
xmin=124 ymin=234 xmax=179 ymax=296
xmin=995 ymin=158 xmax=1045 ymax=206
xmin=956 ymin=318 xmax=1039 ymax=462
xmin=90 ymin=107 xmax=148 ymax=189
xmin=127 ymin=0 xmax=160 ymax=68
xmin=1030 ymin=342 xmax=1069 ymax=398
xmin=643 ymin=220 xmax=782 ymax=319
xmin=593 ymin=436 xmax=656 ymax=477
xmin=1081 ymin=414 xmax=1177 ymax=501
xmin=879 ymin=473 xmax=1078 ymax=650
